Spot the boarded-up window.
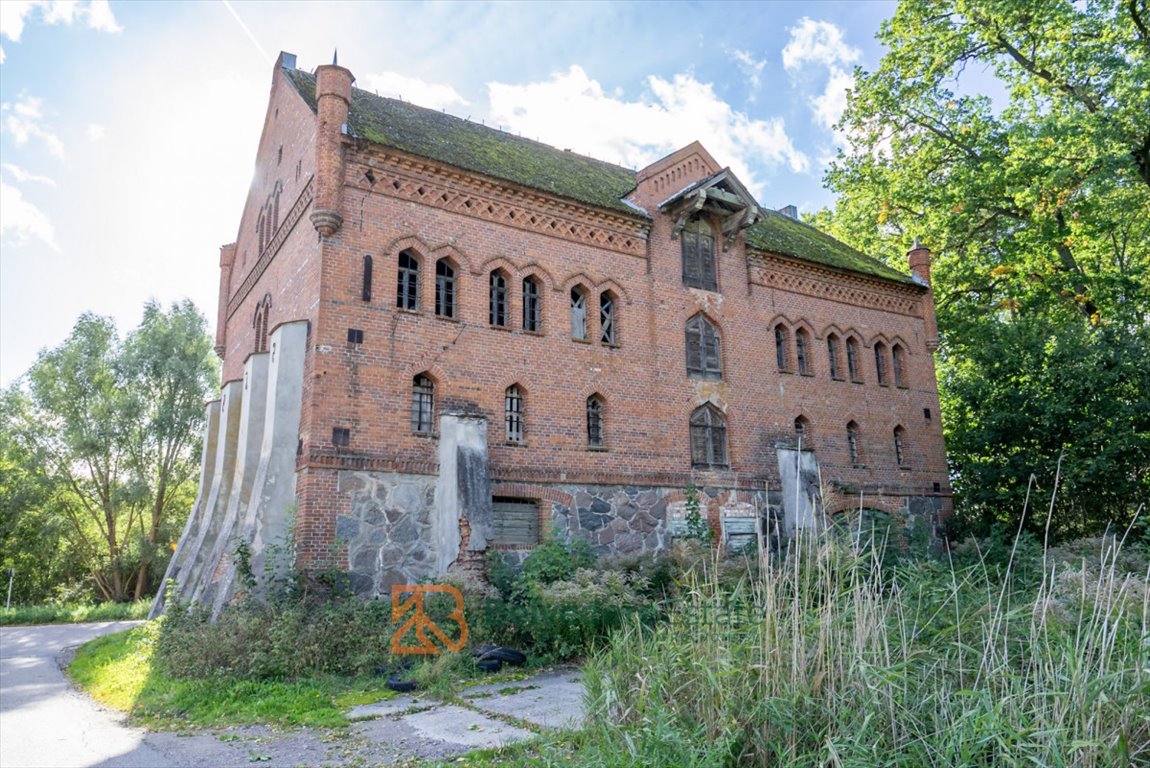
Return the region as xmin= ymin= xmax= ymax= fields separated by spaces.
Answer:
xmin=491 ymin=497 xmax=540 ymax=546
xmin=690 ymin=405 xmax=728 ymax=467
xmin=685 ymin=314 xmax=722 ymax=380
xmin=681 ymin=219 xmax=717 ymax=291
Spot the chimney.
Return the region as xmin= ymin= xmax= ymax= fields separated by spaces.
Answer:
xmin=309 ymin=53 xmax=355 ymax=237
xmin=215 ymin=243 xmax=238 ymax=359
xmin=778 ymin=204 xmax=799 ymax=220
xmin=907 ymin=238 xmax=939 ymax=352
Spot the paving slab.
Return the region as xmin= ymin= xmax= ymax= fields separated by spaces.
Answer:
xmin=346 ymin=694 xmax=433 ymax=720
xmin=402 ymin=704 xmax=536 ymax=749
xmin=463 ymin=669 xmax=585 ymax=729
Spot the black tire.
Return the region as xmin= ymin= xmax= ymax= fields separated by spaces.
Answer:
xmin=386 ymin=675 xmax=418 ymax=693
xmin=476 ymin=657 xmax=503 ymax=673
xmin=472 ymin=645 xmax=527 ymax=666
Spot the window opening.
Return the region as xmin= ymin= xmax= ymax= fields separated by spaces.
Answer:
xmin=847 ymin=337 xmax=861 ymax=381
xmin=523 ymin=277 xmax=541 ymax=332
xmin=690 ymin=405 xmax=728 ymax=467
xmin=892 ymin=345 xmax=906 ymax=387
xmin=774 ymin=324 xmax=788 ymax=370
xmin=681 ymin=219 xmax=717 ymax=291
xmin=796 ymin=329 xmax=810 ymax=375
xmin=685 ymin=315 xmax=722 ymax=380
xmin=894 ymin=426 xmax=906 ymax=466
xmin=362 ymin=255 xmax=373 ymax=301
xmin=875 ymin=342 xmax=888 ymax=385
xmin=411 ymin=374 xmax=434 ymax=434
xmin=586 ymin=395 xmax=604 ymax=446
xmin=489 ymin=271 xmax=508 ymax=326
xmin=397 ymin=250 xmax=420 ymax=310
xmin=332 ymin=427 xmax=350 ymax=447
xmin=847 ymin=422 xmax=860 ymax=465
xmin=794 ymin=416 xmax=809 ymax=444
xmin=571 ymin=287 xmax=587 ymax=340
xmin=828 ymin=335 xmax=842 ymax=380
xmin=436 ymin=259 xmax=456 ymax=318
xmin=505 ymin=385 xmax=524 ymax=442
xmin=600 ymin=292 xmax=616 ymax=345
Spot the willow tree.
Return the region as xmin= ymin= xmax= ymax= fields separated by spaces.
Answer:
xmin=816 ymin=0 xmax=1150 ymax=538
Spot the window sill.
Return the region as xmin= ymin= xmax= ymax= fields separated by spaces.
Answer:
xmin=412 ymin=431 xmax=439 ymax=439
xmin=688 ymin=373 xmax=723 ymax=382
xmin=489 ymin=324 xmax=513 ymax=332
xmin=898 ymin=464 xmax=911 ymax=471
xmin=523 ymin=329 xmax=545 ymax=337
xmin=572 ymin=337 xmax=591 ymax=345
xmin=587 ymin=445 xmax=609 ymax=452
xmin=896 ymin=383 xmax=909 ymax=390
xmin=600 ymin=341 xmax=621 ymax=349
xmin=777 ymin=368 xmax=793 ymax=375
xmin=799 ymin=371 xmax=815 ymax=378
xmin=503 ymin=440 xmax=528 ymax=447
xmin=850 ymin=379 xmax=865 ymax=385
xmin=435 ymin=314 xmax=459 ymax=323
xmin=397 ymin=307 xmax=421 ymax=316
xmin=878 ymin=382 xmax=890 ymax=388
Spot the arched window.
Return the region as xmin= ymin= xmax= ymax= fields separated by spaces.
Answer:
xmin=847 ymin=421 xmax=861 ymax=466
xmin=599 ymin=291 xmax=617 ymax=345
xmin=827 ymin=334 xmax=843 ymax=380
xmin=774 ymin=324 xmax=789 ymax=370
xmin=411 ymin=374 xmax=435 ymax=434
xmin=397 ymin=250 xmax=420 ymax=310
xmin=796 ymin=328 xmax=810 ymax=375
xmin=847 ymin=337 xmax=861 ymax=382
xmin=874 ymin=341 xmax=889 ymax=385
xmin=794 ymin=415 xmax=810 ymax=445
xmin=505 ymin=385 xmax=524 ymax=442
xmin=435 ymin=259 xmax=456 ymax=318
xmin=253 ymin=294 xmax=271 ymax=354
xmin=685 ymin=314 xmax=722 ymax=380
xmin=571 ymin=286 xmax=587 ymax=340
xmin=690 ymin=405 xmax=728 ymax=468
xmin=362 ymin=254 xmax=373 ymax=302
xmin=523 ymin=276 xmax=541 ymax=332
xmin=892 ymin=344 xmax=906 ymax=388
xmin=586 ymin=394 xmax=604 ymax=447
xmin=894 ymin=425 xmax=907 ymax=466
xmin=489 ymin=270 xmax=508 ymax=326
xmin=681 ymin=218 xmax=717 ymax=291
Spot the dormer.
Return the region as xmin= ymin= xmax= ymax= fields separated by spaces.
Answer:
xmin=660 ymin=168 xmax=763 ymax=253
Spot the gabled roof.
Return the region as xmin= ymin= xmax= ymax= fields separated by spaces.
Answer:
xmin=282 ymin=66 xmax=913 ymax=286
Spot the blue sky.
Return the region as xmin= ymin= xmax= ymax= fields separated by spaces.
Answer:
xmin=0 ymin=0 xmax=898 ymax=385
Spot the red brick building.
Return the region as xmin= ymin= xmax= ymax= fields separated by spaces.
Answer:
xmin=162 ymin=52 xmax=949 ymax=608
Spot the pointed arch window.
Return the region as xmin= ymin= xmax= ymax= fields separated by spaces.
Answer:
xmin=892 ymin=344 xmax=906 ymax=388
xmin=505 ymin=385 xmax=524 ymax=443
xmin=685 ymin=314 xmax=722 ymax=380
xmin=828 ymin=334 xmax=843 ymax=380
xmin=571 ymin=287 xmax=588 ymax=340
xmin=794 ymin=415 xmax=810 ymax=445
xmin=894 ymin=425 xmax=907 ymax=467
xmin=523 ymin=276 xmax=541 ymax=332
xmin=489 ymin=270 xmax=508 ymax=327
xmin=847 ymin=421 xmax=861 ymax=466
xmin=253 ymin=295 xmax=271 ymax=354
xmin=774 ymin=324 xmax=789 ymax=370
xmin=681 ymin=218 xmax=717 ymax=291
xmin=847 ymin=337 xmax=861 ymax=382
xmin=690 ymin=405 xmax=728 ymax=468
xmin=435 ymin=259 xmax=456 ymax=318
xmin=397 ymin=250 xmax=420 ymax=311
xmin=411 ymin=374 xmax=435 ymax=435
xmin=599 ymin=291 xmax=616 ymax=345
xmin=796 ymin=328 xmax=810 ymax=375
xmin=586 ymin=395 xmax=604 ymax=447
xmin=874 ymin=341 xmax=889 ymax=385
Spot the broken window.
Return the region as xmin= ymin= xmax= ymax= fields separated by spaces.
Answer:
xmin=571 ymin=286 xmax=587 ymax=340
xmin=523 ymin=276 xmax=541 ymax=332
xmin=411 ymin=374 xmax=434 ymax=434
xmin=681 ymin=218 xmax=717 ymax=292
xmin=690 ymin=405 xmax=728 ymax=468
xmin=847 ymin=421 xmax=861 ymax=465
xmin=827 ymin=334 xmax=842 ymax=380
xmin=489 ymin=270 xmax=508 ymax=326
xmin=796 ymin=328 xmax=810 ymax=375
xmin=397 ymin=250 xmax=420 ymax=311
xmin=586 ymin=394 xmax=604 ymax=447
xmin=685 ymin=314 xmax=722 ymax=380
xmin=874 ymin=341 xmax=888 ymax=385
xmin=435 ymin=259 xmax=456 ymax=318
xmin=847 ymin=337 xmax=861 ymax=381
xmin=894 ymin=425 xmax=906 ymax=466
xmin=794 ymin=415 xmax=810 ymax=444
xmin=505 ymin=385 xmax=524 ymax=442
xmin=774 ymin=324 xmax=789 ymax=370
xmin=600 ymin=292 xmax=616 ymax=345
xmin=892 ymin=344 xmax=906 ymax=388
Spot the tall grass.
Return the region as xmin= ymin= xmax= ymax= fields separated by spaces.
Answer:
xmin=0 ymin=599 xmax=151 ymax=626
xmin=579 ymin=524 xmax=1149 ymax=767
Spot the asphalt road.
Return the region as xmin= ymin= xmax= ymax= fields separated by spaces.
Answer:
xmin=0 ymin=621 xmax=173 ymax=768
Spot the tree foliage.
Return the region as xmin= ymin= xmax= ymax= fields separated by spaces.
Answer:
xmin=816 ymin=0 xmax=1150 ymax=537
xmin=1 ymin=301 xmax=217 ymax=602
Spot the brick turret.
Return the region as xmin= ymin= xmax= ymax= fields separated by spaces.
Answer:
xmin=309 ymin=54 xmax=354 ymax=237
xmin=908 ymin=238 xmax=939 ymax=352
xmin=215 ymin=242 xmax=237 ymax=358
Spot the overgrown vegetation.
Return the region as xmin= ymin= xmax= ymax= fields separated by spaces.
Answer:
xmin=0 ymin=598 xmax=150 ymax=626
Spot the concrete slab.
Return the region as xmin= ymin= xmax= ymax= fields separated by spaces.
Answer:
xmin=463 ymin=669 xmax=585 ymax=729
xmin=402 ymin=704 xmax=536 ymax=749
xmin=346 ymin=694 xmax=433 ymax=720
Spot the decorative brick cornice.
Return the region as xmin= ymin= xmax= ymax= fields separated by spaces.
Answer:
xmin=748 ymin=250 xmax=924 ymax=317
xmin=349 ymin=149 xmax=649 ymax=258
xmin=227 ymin=176 xmax=315 ymax=320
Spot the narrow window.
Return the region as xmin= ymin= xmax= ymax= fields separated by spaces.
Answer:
xmin=796 ymin=329 xmax=810 ymax=375
xmin=397 ymin=250 xmax=420 ymax=310
xmin=690 ymin=405 xmax=728 ymax=468
xmin=435 ymin=259 xmax=456 ymax=318
xmin=253 ymin=296 xmax=271 ymax=354
xmin=874 ymin=342 xmax=888 ymax=385
xmin=599 ymin=292 xmax=616 ymax=345
xmin=571 ymin=287 xmax=587 ymax=340
xmin=794 ymin=415 xmax=809 ymax=445
xmin=847 ymin=337 xmax=861 ymax=381
xmin=923 ymin=407 xmax=932 ymax=421
xmin=681 ymin=219 xmax=717 ymax=291
xmin=505 ymin=385 xmax=524 ymax=442
xmin=332 ymin=427 xmax=350 ymax=447
xmin=828 ymin=335 xmax=842 ymax=380
xmin=685 ymin=315 xmax=722 ymax=380
xmin=523 ymin=276 xmax=541 ymax=332
xmin=894 ymin=426 xmax=907 ymax=466
xmin=892 ymin=344 xmax=906 ymax=387
xmin=347 ymin=328 xmax=364 ymax=344
xmin=586 ymin=395 xmax=604 ymax=447
xmin=774 ymin=324 xmax=788 ymax=370
xmin=411 ymin=374 xmax=434 ymax=434
xmin=362 ymin=255 xmax=373 ymax=301
xmin=489 ymin=270 xmax=508 ymax=326
xmin=847 ymin=422 xmax=860 ymax=465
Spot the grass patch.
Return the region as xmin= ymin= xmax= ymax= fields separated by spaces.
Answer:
xmin=0 ymin=599 xmax=151 ymax=626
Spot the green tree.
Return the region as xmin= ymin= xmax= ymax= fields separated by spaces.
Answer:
xmin=816 ymin=0 xmax=1150 ymax=537
xmin=7 ymin=301 xmax=217 ymax=602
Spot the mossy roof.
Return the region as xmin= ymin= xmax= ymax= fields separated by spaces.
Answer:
xmin=284 ymin=68 xmax=913 ymax=285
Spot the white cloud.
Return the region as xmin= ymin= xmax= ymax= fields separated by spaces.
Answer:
xmin=86 ymin=123 xmax=105 ymax=141
xmin=1 ymin=162 xmax=55 ymax=185
xmin=0 ymin=0 xmax=121 ymax=43
xmin=359 ymin=71 xmax=468 ymax=111
xmin=487 ymin=66 xmax=808 ymax=197
xmin=782 ymin=18 xmax=860 ymax=72
xmin=1 ymin=95 xmax=66 ymax=160
xmin=811 ymin=66 xmax=855 ymax=131
xmin=0 ymin=179 xmax=59 ymax=251
xmin=727 ymin=47 xmax=767 ymax=93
